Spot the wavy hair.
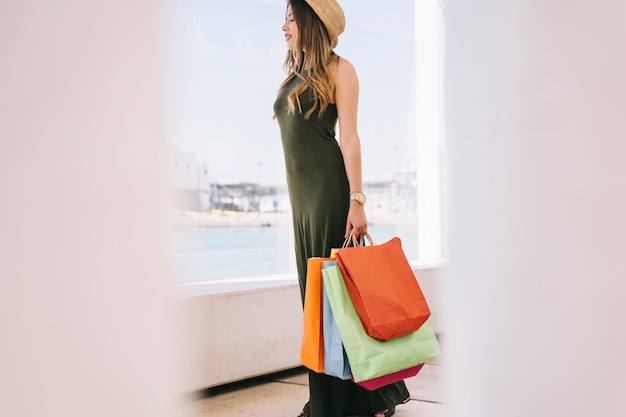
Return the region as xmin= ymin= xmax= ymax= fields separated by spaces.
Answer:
xmin=278 ymin=0 xmax=339 ymax=119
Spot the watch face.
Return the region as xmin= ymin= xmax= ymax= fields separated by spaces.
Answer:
xmin=350 ymin=192 xmax=366 ymax=204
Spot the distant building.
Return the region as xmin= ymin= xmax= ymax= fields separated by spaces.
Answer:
xmin=209 ymin=183 xmax=258 ymax=212
xmin=210 ymin=183 xmax=290 ymax=213
xmin=168 ymin=141 xmax=416 ymax=216
xmin=169 ymin=142 xmax=210 ymax=211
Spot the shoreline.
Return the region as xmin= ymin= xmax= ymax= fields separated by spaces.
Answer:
xmin=172 ymin=210 xmax=417 ymax=228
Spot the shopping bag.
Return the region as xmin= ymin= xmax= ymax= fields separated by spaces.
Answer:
xmin=355 ymin=363 xmax=425 ymax=391
xmin=321 ymin=261 xmax=351 ymax=380
xmin=300 ymin=257 xmax=330 ymax=372
xmin=322 ymin=261 xmax=440 ymax=382
xmin=336 ymin=235 xmax=431 ymax=341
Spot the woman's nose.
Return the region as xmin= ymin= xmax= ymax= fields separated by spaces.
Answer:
xmin=282 ymin=22 xmax=288 ymax=32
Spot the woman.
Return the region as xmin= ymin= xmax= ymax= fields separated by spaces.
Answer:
xmin=273 ymin=1 xmax=411 ymax=416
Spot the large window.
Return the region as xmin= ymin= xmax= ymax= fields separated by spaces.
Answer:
xmin=167 ymin=0 xmax=444 ymax=284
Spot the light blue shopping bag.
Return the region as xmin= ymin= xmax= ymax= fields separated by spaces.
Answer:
xmin=321 ymin=261 xmax=352 ymax=380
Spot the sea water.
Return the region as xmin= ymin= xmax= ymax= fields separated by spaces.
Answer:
xmin=172 ymin=224 xmax=418 ymax=284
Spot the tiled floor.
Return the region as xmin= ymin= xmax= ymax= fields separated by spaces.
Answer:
xmin=185 ymin=357 xmax=444 ymax=417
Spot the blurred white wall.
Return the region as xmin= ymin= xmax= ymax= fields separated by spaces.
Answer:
xmin=0 ymin=1 xmax=180 ymax=416
xmin=443 ymin=0 xmax=626 ymax=415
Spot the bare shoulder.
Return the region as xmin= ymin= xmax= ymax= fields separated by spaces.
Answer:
xmin=329 ymin=56 xmax=359 ymax=87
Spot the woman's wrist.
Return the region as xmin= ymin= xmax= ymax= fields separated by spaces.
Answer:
xmin=349 ymin=191 xmax=366 ymax=205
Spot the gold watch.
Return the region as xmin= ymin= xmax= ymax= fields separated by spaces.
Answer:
xmin=349 ymin=192 xmax=366 ymax=205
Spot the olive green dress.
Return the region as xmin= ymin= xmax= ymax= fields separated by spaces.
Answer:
xmin=274 ymin=74 xmax=410 ymax=417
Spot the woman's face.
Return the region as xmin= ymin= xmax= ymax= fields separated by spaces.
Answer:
xmin=282 ymin=3 xmax=299 ymax=50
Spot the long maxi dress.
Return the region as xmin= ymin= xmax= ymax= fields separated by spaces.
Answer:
xmin=274 ymin=73 xmax=410 ymax=417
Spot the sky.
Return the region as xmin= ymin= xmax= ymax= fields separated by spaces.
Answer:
xmin=166 ymin=0 xmax=417 ymax=186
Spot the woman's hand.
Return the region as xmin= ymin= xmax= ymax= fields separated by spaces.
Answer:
xmin=345 ymin=201 xmax=368 ymax=238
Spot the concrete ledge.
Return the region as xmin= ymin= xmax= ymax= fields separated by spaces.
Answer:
xmin=178 ymin=266 xmax=443 ymax=391
xmin=178 ymin=273 xmax=297 ymax=297
xmin=178 ymin=281 xmax=303 ymax=392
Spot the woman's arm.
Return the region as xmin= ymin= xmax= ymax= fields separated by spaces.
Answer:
xmin=332 ymin=58 xmax=368 ymax=238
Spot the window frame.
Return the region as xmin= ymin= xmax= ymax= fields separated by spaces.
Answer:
xmin=170 ymin=0 xmax=446 ymax=290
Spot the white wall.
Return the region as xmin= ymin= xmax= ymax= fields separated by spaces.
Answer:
xmin=443 ymin=1 xmax=626 ymax=416
xmin=0 ymin=2 xmax=180 ymax=416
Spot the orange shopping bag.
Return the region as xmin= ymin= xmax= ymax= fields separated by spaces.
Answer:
xmin=300 ymin=256 xmax=331 ymax=372
xmin=336 ymin=234 xmax=431 ymax=341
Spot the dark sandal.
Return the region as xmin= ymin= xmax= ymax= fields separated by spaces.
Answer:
xmin=374 ymin=406 xmax=395 ymax=417
xmin=345 ymin=407 xmax=396 ymax=417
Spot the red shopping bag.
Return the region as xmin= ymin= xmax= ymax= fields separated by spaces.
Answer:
xmin=336 ymin=235 xmax=431 ymax=341
xmin=355 ymin=363 xmax=425 ymax=391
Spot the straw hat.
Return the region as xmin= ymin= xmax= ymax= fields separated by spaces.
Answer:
xmin=303 ymin=0 xmax=346 ymax=48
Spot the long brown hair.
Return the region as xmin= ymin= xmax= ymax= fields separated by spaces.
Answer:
xmin=278 ymin=0 xmax=339 ymax=119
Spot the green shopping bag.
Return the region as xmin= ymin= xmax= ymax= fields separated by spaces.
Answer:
xmin=322 ymin=261 xmax=441 ymax=382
